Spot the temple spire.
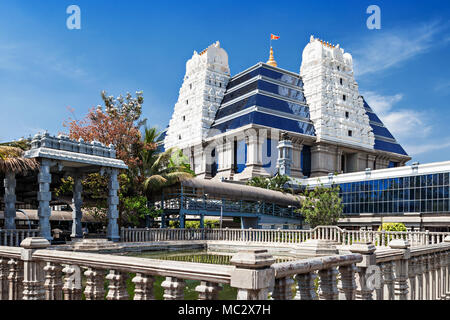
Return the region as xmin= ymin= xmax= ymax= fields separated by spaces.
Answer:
xmin=266 ymin=46 xmax=277 ymax=67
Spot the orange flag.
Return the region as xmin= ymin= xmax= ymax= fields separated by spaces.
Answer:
xmin=271 ymin=34 xmax=280 ymax=40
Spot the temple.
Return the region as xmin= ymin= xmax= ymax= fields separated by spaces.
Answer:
xmin=164 ymin=36 xmax=410 ymax=181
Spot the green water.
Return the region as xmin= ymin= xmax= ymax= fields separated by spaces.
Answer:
xmin=115 ymin=249 xmax=295 ymax=300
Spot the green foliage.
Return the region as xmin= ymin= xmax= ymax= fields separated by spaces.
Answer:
xmin=247 ymin=174 xmax=291 ymax=192
xmin=378 ymin=222 xmax=408 ymax=244
xmin=378 ymin=222 xmax=407 ymax=232
xmin=297 ymin=184 xmax=343 ymax=228
xmin=121 ymin=195 xmax=150 ymax=225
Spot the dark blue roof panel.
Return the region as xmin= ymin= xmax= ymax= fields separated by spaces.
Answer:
xmin=212 ymin=111 xmax=316 ymax=136
xmin=362 ymin=97 xmax=408 ymax=156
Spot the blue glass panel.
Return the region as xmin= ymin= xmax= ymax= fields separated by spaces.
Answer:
xmin=227 ymin=66 xmax=303 ymax=91
xmin=372 ymin=125 xmax=395 ymax=140
xmin=216 ymin=93 xmax=310 ymax=120
xmin=222 ymin=81 xmax=258 ymax=104
xmin=374 ymin=139 xmax=408 ymax=156
xmin=212 ymin=111 xmax=316 ymax=136
xmin=366 ymin=112 xmax=383 ymax=124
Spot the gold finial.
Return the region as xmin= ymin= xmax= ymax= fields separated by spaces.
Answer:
xmin=266 ymin=46 xmax=277 ymax=67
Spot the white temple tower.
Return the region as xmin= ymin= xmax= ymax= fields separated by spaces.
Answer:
xmin=164 ymin=41 xmax=230 ymax=151
xmin=300 ymin=35 xmax=375 ymax=149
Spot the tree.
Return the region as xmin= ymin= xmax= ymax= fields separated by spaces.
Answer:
xmin=246 ymin=174 xmax=291 ymax=192
xmin=62 ymin=90 xmax=149 ymax=227
xmin=0 ymin=146 xmax=39 ymax=174
xmin=143 ymin=147 xmax=194 ymax=195
xmin=64 ymin=90 xmax=146 ymax=168
xmin=297 ymin=184 xmax=343 ymax=228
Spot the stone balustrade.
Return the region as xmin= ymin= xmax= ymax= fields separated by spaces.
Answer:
xmin=0 ymin=229 xmax=39 ymax=247
xmin=121 ymin=226 xmax=450 ymax=247
xmin=0 ymin=236 xmax=448 ymax=300
xmin=29 ymin=132 xmax=116 ymax=159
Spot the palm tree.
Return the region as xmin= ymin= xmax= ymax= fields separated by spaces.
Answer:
xmin=140 ymin=128 xmax=194 ymax=195
xmin=0 ymin=146 xmax=39 ymax=174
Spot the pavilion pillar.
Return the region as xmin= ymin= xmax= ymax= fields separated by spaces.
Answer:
xmin=4 ymin=172 xmax=16 ymax=229
xmin=37 ymin=159 xmax=53 ymax=241
xmin=107 ymin=169 xmax=120 ymax=242
xmin=71 ymin=174 xmax=83 ymax=239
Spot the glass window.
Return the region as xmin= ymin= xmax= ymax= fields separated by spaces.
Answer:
xmin=439 ymin=173 xmax=444 ymax=186
xmin=415 ymin=201 xmax=421 ymax=212
xmin=444 ymin=173 xmax=449 ymax=186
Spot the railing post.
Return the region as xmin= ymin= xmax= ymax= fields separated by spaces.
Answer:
xmin=230 ymin=249 xmax=275 ymax=300
xmin=43 ymin=262 xmax=63 ymax=300
xmin=445 ymin=236 xmax=450 ymax=300
xmin=195 ymin=281 xmax=222 ymax=300
xmin=272 ymin=276 xmax=294 ymax=300
xmin=0 ymin=258 xmax=9 ymax=300
xmin=161 ymin=277 xmax=185 ymax=300
xmin=349 ymin=241 xmax=376 ymax=300
xmin=389 ymin=239 xmax=410 ymax=300
xmin=337 ymin=264 xmax=357 ymax=300
xmin=132 ymin=273 xmax=155 ymax=300
xmin=318 ymin=267 xmax=339 ymax=300
xmin=20 ymin=237 xmax=50 ymax=300
xmin=84 ymin=268 xmax=106 ymax=300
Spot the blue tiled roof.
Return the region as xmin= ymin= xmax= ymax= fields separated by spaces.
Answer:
xmin=362 ymin=97 xmax=408 ymax=156
xmin=212 ymin=63 xmax=316 ymax=137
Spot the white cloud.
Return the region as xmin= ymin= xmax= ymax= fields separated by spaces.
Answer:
xmin=353 ymin=20 xmax=448 ymax=76
xmin=404 ymin=140 xmax=450 ymax=156
xmin=362 ymin=91 xmax=431 ymax=141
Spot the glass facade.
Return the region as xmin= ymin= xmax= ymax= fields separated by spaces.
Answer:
xmin=337 ymin=172 xmax=450 ymax=215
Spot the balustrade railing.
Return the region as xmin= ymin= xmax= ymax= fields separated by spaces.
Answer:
xmin=0 ymin=229 xmax=39 ymax=247
xmin=121 ymin=226 xmax=450 ymax=247
xmin=0 ymin=236 xmax=449 ymax=300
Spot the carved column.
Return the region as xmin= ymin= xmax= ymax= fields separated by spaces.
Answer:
xmin=441 ymin=251 xmax=448 ymax=300
xmin=390 ymin=239 xmax=410 ymax=300
xmin=381 ymin=262 xmax=395 ymax=300
xmin=43 ymin=262 xmax=63 ymax=300
xmin=230 ymin=249 xmax=275 ymax=300
xmin=132 ymin=273 xmax=155 ymax=300
xmin=195 ymin=281 xmax=222 ymax=300
xmin=8 ymin=259 xmax=23 ymax=300
xmin=272 ymin=276 xmax=294 ymax=300
xmin=408 ymin=257 xmax=418 ymax=300
xmin=338 ymin=264 xmax=357 ymax=300
xmin=416 ymin=255 xmax=425 ymax=300
xmin=71 ymin=174 xmax=83 ymax=239
xmin=0 ymin=258 xmax=9 ymax=300
xmin=37 ymin=159 xmax=53 ymax=241
xmin=106 ymin=270 xmax=129 ymax=300
xmin=107 ymin=169 xmax=120 ymax=242
xmin=318 ymin=268 xmax=339 ymax=300
xmin=350 ymin=242 xmax=376 ymax=300
xmin=4 ymin=172 xmax=16 ymax=229
xmin=84 ymin=268 xmax=105 ymax=300
xmin=294 ymin=272 xmax=317 ymax=300
xmin=424 ymin=254 xmax=431 ymax=300
xmin=21 ymin=237 xmax=50 ymax=300
xmin=62 ymin=265 xmax=82 ymax=300
xmin=161 ymin=277 xmax=185 ymax=300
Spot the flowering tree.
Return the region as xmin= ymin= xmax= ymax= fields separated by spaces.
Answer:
xmin=64 ymin=90 xmax=148 ymax=168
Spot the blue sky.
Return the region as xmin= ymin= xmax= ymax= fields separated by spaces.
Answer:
xmin=0 ymin=0 xmax=449 ymax=164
